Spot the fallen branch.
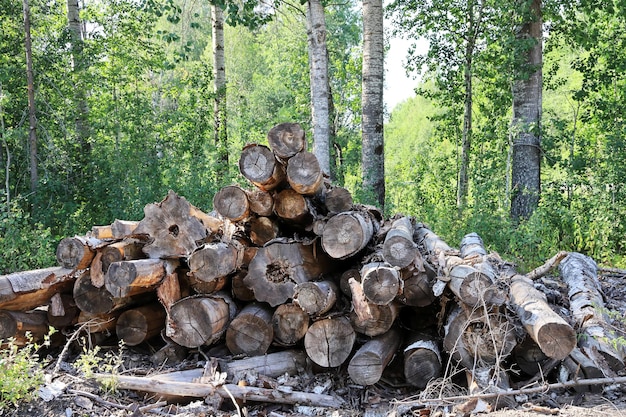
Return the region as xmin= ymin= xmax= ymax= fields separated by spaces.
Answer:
xmin=93 ymin=373 xmax=345 ymax=408
xmin=526 ymin=251 xmax=569 ymax=280
xmin=395 ymin=376 xmax=626 ymax=406
xmin=67 ymin=389 xmax=167 ymax=413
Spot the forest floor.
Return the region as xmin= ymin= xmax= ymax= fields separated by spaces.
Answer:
xmin=2 ymin=270 xmax=626 ymax=417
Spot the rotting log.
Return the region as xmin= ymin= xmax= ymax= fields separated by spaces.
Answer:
xmin=165 ymin=293 xmax=236 ymax=348
xmin=100 ymin=240 xmax=146 ymax=275
xmin=0 ymin=309 xmax=49 ymax=346
xmin=132 ymin=190 xmax=210 ymax=259
xmin=95 ymin=373 xmax=344 ymax=408
xmin=77 ymin=310 xmax=122 ymax=334
xmin=559 ymin=252 xmax=625 ymax=370
xmin=403 ymin=331 xmax=442 ymax=389
xmin=47 ymin=293 xmax=79 ymax=328
xmin=321 ymin=210 xmax=376 ymax=259
xmin=347 ymin=327 xmax=402 ymax=386
xmin=239 ymin=143 xmax=286 ymax=192
xmin=413 ymin=222 xmax=453 ymax=257
xmin=293 ymin=280 xmax=337 ymax=316
xmin=0 ymin=266 xmax=75 ymax=311
xmin=218 ymin=350 xmax=308 ymax=381
xmin=104 ymin=258 xmax=167 ymax=298
xmin=187 ymin=242 xmax=243 ymax=294
xmin=74 ymin=270 xmax=154 ymax=315
xmin=443 ymin=305 xmax=516 ymax=369
xmin=382 ymin=216 xmax=418 ymax=268
xmin=507 ymin=271 xmax=576 ymax=360
xmin=286 ymin=151 xmax=323 ymax=195
xmin=304 ymin=316 xmax=356 ymax=368
xmin=213 ymin=185 xmax=250 ymax=222
xmin=273 ymin=188 xmax=312 ymax=225
xmin=459 ymin=232 xmax=487 ymax=259
xmin=349 ymin=277 xmax=400 ymax=337
xmin=398 ymin=260 xmax=437 ymax=307
xmin=272 ymin=303 xmax=310 ymax=346
xmin=248 ymin=216 xmax=280 ymax=246
xmin=324 ymin=186 xmax=353 ymax=214
xmin=231 ymin=270 xmax=255 ymax=302
xmin=56 ymin=236 xmax=95 ymax=269
xmin=116 ymin=302 xmax=167 ymax=346
xmin=361 ymin=262 xmax=401 ymax=305
xmin=446 ymin=257 xmax=502 ymax=307
xmin=246 ymin=189 xmax=275 ymax=217
xmin=243 ymin=241 xmax=332 ymax=307
xmin=225 ymin=302 xmax=274 ymax=356
xmin=267 ymin=122 xmax=306 ymax=161
xmin=110 ymin=220 xmax=140 ymax=239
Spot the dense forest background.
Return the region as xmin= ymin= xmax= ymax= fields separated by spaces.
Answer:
xmin=0 ymin=0 xmax=624 ymax=274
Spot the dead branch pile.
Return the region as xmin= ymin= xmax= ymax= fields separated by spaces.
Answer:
xmin=2 ymin=122 xmax=625 ymax=410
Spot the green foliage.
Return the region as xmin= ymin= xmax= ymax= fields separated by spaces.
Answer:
xmin=0 ymin=329 xmax=54 ymax=409
xmin=0 ymin=198 xmax=56 ymax=274
xmin=74 ymin=339 xmax=125 ymax=394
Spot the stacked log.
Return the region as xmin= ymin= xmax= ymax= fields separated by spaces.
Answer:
xmin=0 ymin=121 xmax=621 ymax=403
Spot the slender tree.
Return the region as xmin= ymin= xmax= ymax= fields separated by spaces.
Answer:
xmin=22 ymin=0 xmax=37 ymax=192
xmin=361 ymin=0 xmax=385 ymax=209
xmin=212 ymin=4 xmax=228 ymax=170
xmin=67 ymin=0 xmax=90 ymax=150
xmin=306 ymin=0 xmax=331 ymax=176
xmin=510 ymin=0 xmax=542 ymax=221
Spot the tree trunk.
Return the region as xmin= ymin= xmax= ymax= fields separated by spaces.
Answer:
xmin=306 ymin=0 xmax=330 ymax=176
xmin=0 ymin=310 xmax=48 ymax=346
xmin=272 ymin=303 xmax=310 ymax=346
xmin=133 ymin=190 xmax=210 ymax=259
xmin=304 ymin=316 xmax=355 ymax=367
xmin=347 ymin=327 xmax=401 ymax=386
xmin=511 ymin=0 xmax=542 ymax=221
xmin=457 ymin=40 xmax=473 ymax=214
xmin=397 ymin=261 xmax=437 ymax=307
xmin=23 ymin=0 xmax=37 ymax=191
xmin=55 ymin=236 xmax=95 ymax=269
xmin=446 ymin=257 xmax=502 ymax=307
xmin=213 ymin=185 xmax=250 ymax=222
xmin=361 ymin=262 xmax=401 ymax=305
xmin=559 ymin=252 xmax=624 ymax=370
xmin=116 ymin=302 xmax=166 ymax=346
xmin=361 ymin=0 xmax=385 ymax=208
xmin=382 ymin=216 xmax=418 ymax=268
xmin=212 ymin=4 xmax=228 ymax=170
xmin=243 ymin=241 xmax=332 ymax=306
xmin=293 ymin=280 xmax=337 ymax=316
xmin=218 ymin=350 xmax=307 ymax=381
xmin=321 ymin=210 xmax=376 ymax=259
xmin=273 ymin=188 xmax=312 ymax=225
xmin=324 ymin=185 xmax=353 ymax=213
xmin=104 ymin=258 xmax=167 ymax=298
xmin=225 ymin=302 xmax=274 ymax=356
xmin=0 ymin=266 xmax=75 ymax=311
xmin=286 ymin=151 xmax=324 ymax=195
xmin=187 ymin=242 xmax=243 ymax=293
xmin=99 ymin=239 xmax=146 ymax=276
xmin=267 ymin=122 xmax=306 ymax=161
xmin=248 ymin=216 xmax=280 ymax=246
xmin=349 ymin=276 xmax=399 ymax=336
xmin=73 ymin=270 xmax=153 ymax=315
xmin=239 ymin=144 xmax=285 ymax=192
xmin=403 ymin=332 xmax=442 ymax=388
xmin=47 ymin=292 xmax=79 ymax=328
xmin=245 ymin=188 xmax=275 ymax=216
xmin=165 ymin=293 xmax=236 ymax=348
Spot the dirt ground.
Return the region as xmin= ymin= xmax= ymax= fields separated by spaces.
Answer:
xmin=1 ymin=270 xmax=625 ymax=417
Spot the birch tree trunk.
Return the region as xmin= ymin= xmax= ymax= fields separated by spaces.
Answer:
xmin=511 ymin=0 xmax=542 ymax=221
xmin=212 ymin=4 xmax=228 ymax=170
xmin=361 ymin=0 xmax=385 ymax=208
xmin=306 ymin=0 xmax=330 ymax=176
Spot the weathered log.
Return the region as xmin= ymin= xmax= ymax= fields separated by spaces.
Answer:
xmin=248 ymin=216 xmax=280 ymax=246
xmin=508 ymin=272 xmax=576 ymax=360
xmin=559 ymin=252 xmax=624 ymax=370
xmin=110 ymin=220 xmax=140 ymax=238
xmin=165 ymin=293 xmax=236 ymax=348
xmin=561 ymin=346 xmax=605 ymax=392
xmin=156 ymin=268 xmax=189 ymax=312
xmin=272 ymin=303 xmax=310 ymax=346
xmin=348 ymin=276 xmax=400 ymax=337
xmin=459 ymin=232 xmax=487 ymax=259
xmin=304 ymin=316 xmax=355 ymax=368
xmin=187 ymin=242 xmax=243 ymax=293
xmin=116 ymin=303 xmax=167 ymax=346
xmin=413 ymin=222 xmax=453 ymax=256
xmin=77 ymin=310 xmax=122 ymax=334
xmin=512 ymin=335 xmax=550 ymax=377
xmin=104 ymin=258 xmax=167 ymax=298
xmin=443 ymin=306 xmax=516 ymax=369
xmin=273 ymin=188 xmax=312 ymax=225
xmin=321 ymin=210 xmax=376 ymax=259
xmin=132 ymin=190 xmax=210 ymax=259
xmin=100 ymin=240 xmax=146 ymax=274
xmin=219 ymin=350 xmax=308 ymax=381
xmin=361 ymin=262 xmax=401 ymax=305
xmin=338 ymin=268 xmax=360 ymax=299
xmin=447 ymin=258 xmax=502 ymax=307
xmin=0 ymin=309 xmax=49 ymax=346
xmin=403 ymin=332 xmax=442 ymax=388
xmin=324 ymin=186 xmax=353 ymax=214
xmin=239 ymin=144 xmax=286 ymax=192
xmin=267 ymin=122 xmax=306 ymax=161
xmin=246 ymin=189 xmax=275 ymax=216
xmin=0 ymin=266 xmax=75 ymax=311
xmin=90 ymin=225 xmax=114 ymax=239
xmin=74 ymin=270 xmax=153 ymax=315
xmin=347 ymin=327 xmax=402 ymax=386
xmin=97 ymin=373 xmax=344 ymax=408
xmin=213 ymin=185 xmax=250 ymax=222
xmin=47 ymin=293 xmax=79 ymax=328
xmin=226 ymin=302 xmax=274 ymax=356
xmin=230 ymin=270 xmax=255 ymax=302
xmin=286 ymin=151 xmax=323 ymax=195
xmin=56 ymin=236 xmax=95 ymax=269
xmin=383 ymin=216 xmax=418 ymax=268
xmin=293 ymin=280 xmax=337 ymax=316
xmin=398 ymin=261 xmax=437 ymax=307
xmin=243 ymin=241 xmax=332 ymax=307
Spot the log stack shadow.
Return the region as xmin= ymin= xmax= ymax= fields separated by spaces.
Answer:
xmin=1 ymin=122 xmax=624 ymax=409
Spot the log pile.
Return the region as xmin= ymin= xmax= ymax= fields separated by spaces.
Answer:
xmin=1 ymin=122 xmax=624 ymax=408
